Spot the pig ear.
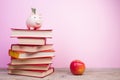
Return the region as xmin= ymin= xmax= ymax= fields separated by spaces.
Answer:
xmin=31 ymin=8 xmax=36 ymax=14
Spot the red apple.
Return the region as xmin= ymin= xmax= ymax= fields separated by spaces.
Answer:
xmin=70 ymin=60 xmax=85 ymax=75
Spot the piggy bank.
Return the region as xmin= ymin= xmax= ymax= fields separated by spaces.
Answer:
xmin=26 ymin=8 xmax=42 ymax=30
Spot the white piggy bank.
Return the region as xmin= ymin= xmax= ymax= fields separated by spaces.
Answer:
xmin=26 ymin=8 xmax=42 ymax=30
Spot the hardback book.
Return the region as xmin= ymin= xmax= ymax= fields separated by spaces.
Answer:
xmin=11 ymin=28 xmax=52 ymax=38
xmin=8 ymin=64 xmax=51 ymax=70
xmin=11 ymin=44 xmax=53 ymax=52
xmin=17 ymin=37 xmax=46 ymax=45
xmin=10 ymin=57 xmax=53 ymax=65
xmin=8 ymin=67 xmax=54 ymax=78
xmin=9 ymin=49 xmax=55 ymax=59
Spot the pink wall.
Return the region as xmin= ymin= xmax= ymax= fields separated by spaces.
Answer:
xmin=0 ymin=0 xmax=120 ymax=68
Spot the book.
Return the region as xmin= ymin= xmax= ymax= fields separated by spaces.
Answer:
xmin=10 ymin=57 xmax=53 ymax=65
xmin=9 ymin=49 xmax=55 ymax=59
xmin=11 ymin=44 xmax=53 ymax=52
xmin=8 ymin=64 xmax=51 ymax=70
xmin=8 ymin=67 xmax=54 ymax=78
xmin=17 ymin=37 xmax=46 ymax=45
xmin=11 ymin=28 xmax=52 ymax=38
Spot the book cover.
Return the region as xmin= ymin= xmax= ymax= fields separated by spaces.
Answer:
xmin=8 ymin=63 xmax=51 ymax=70
xmin=9 ymin=49 xmax=55 ymax=59
xmin=11 ymin=28 xmax=52 ymax=38
xmin=8 ymin=67 xmax=54 ymax=78
xmin=10 ymin=57 xmax=53 ymax=65
xmin=17 ymin=37 xmax=46 ymax=45
xmin=11 ymin=44 xmax=53 ymax=52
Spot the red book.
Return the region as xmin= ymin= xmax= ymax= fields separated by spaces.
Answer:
xmin=11 ymin=28 xmax=52 ymax=38
xmin=8 ymin=63 xmax=51 ymax=70
xmin=10 ymin=57 xmax=53 ymax=65
xmin=11 ymin=44 xmax=53 ymax=52
xmin=8 ymin=67 xmax=54 ymax=78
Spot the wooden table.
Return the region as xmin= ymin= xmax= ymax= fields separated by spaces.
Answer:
xmin=0 ymin=68 xmax=120 ymax=80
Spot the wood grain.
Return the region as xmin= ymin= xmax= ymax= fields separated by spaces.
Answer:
xmin=0 ymin=68 xmax=120 ymax=80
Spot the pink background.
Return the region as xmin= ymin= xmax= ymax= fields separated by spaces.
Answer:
xmin=0 ymin=0 xmax=120 ymax=68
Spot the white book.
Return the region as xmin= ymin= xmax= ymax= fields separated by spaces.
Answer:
xmin=11 ymin=57 xmax=53 ymax=65
xmin=11 ymin=28 xmax=52 ymax=38
xmin=11 ymin=44 xmax=53 ymax=52
xmin=17 ymin=37 xmax=46 ymax=45
xmin=9 ymin=49 xmax=55 ymax=59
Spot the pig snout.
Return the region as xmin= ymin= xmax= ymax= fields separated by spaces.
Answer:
xmin=35 ymin=21 xmax=41 ymax=25
xmin=36 ymin=22 xmax=40 ymax=25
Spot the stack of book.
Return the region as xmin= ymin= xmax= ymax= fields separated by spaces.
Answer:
xmin=8 ymin=28 xmax=55 ymax=78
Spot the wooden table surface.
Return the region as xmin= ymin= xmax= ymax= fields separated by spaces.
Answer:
xmin=0 ymin=68 xmax=120 ymax=80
